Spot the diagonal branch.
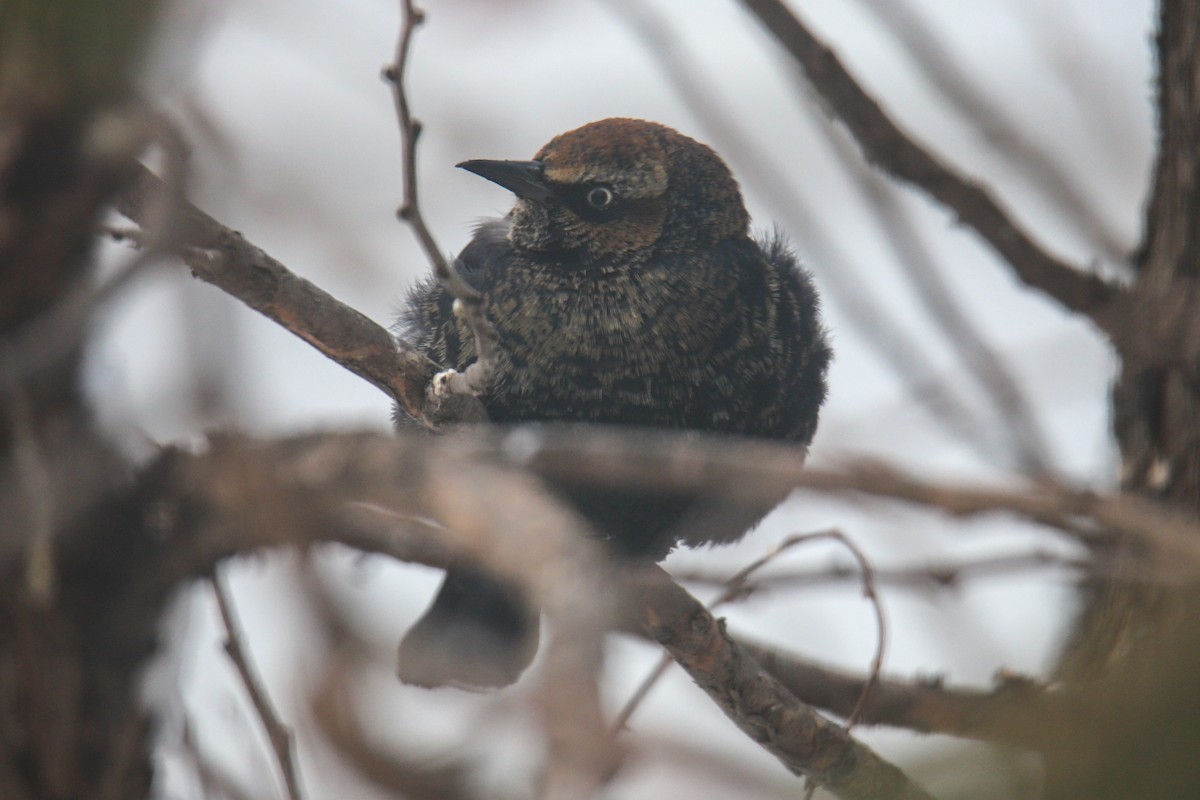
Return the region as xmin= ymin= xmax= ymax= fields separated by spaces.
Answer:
xmin=857 ymin=0 xmax=1130 ymax=266
xmin=736 ymin=0 xmax=1120 ymax=323
xmin=113 ymin=162 xmax=483 ymax=427
xmin=627 ymin=565 xmax=935 ymax=800
xmin=212 ymin=570 xmax=304 ymax=800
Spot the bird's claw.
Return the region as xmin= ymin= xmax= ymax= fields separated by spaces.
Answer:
xmin=432 ymin=368 xmax=473 ymax=398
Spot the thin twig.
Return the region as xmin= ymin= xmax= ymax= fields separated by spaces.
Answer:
xmin=736 ymin=0 xmax=1120 ymax=324
xmin=211 ymin=569 xmax=305 ymax=800
xmin=614 ymin=529 xmax=887 ymax=741
xmin=384 ymin=0 xmax=497 ymax=396
xmin=711 ymin=530 xmax=886 ymax=730
xmin=610 ymin=653 xmax=674 ymax=735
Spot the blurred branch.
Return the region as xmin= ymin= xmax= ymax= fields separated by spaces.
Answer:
xmin=736 ymin=638 xmax=1069 ymax=751
xmin=310 ymin=625 xmax=477 ymax=800
xmin=112 ymin=162 xmax=483 ymax=427
xmin=138 ymin=431 xmax=617 ymax=800
xmin=813 ymin=116 xmax=1056 ymax=476
xmin=3 ymin=369 xmax=56 ymax=604
xmin=674 ymin=548 xmax=1093 ymax=595
xmin=2 ymin=114 xmax=186 ymax=384
xmin=383 ymin=0 xmax=497 ymax=398
xmin=1135 ymin=0 xmax=1200 ymax=284
xmin=139 ymin=431 xmax=929 ymax=798
xmin=495 ymin=425 xmax=1200 ymax=568
xmin=856 ymin=0 xmax=1129 ymax=265
xmin=313 ymin=682 xmax=476 ymax=800
xmin=134 ymin=426 xmax=1200 ymax=792
xmin=181 ymin=716 xmax=258 ymax=800
xmin=211 ymin=570 xmax=304 ymax=800
xmin=737 ymin=0 xmax=1121 ymax=324
xmin=627 ymin=565 xmax=934 ymax=800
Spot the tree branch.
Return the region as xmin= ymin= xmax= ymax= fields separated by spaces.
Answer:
xmin=136 ymin=430 xmax=955 ymax=799
xmin=112 ymin=162 xmax=484 ymax=427
xmin=384 ymin=0 xmax=498 ymax=398
xmin=211 ymin=570 xmax=304 ymax=800
xmin=735 ymin=638 xmax=1072 ymax=751
xmin=627 ymin=565 xmax=935 ymax=800
xmin=485 ymin=424 xmax=1200 ymax=569
xmin=136 ymin=431 xmax=617 ymax=799
xmin=1136 ymin=0 xmax=1200 ymax=284
xmin=736 ymin=0 xmax=1120 ymax=323
xmin=857 ymin=0 xmax=1130 ymax=266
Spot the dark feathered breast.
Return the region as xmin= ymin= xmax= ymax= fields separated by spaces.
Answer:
xmin=395 ymin=220 xmax=829 ymax=556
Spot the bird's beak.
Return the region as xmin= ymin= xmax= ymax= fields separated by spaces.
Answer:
xmin=457 ymin=159 xmax=553 ymax=202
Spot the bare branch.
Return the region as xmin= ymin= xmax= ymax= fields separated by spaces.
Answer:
xmin=1136 ymin=0 xmax=1200 ymax=284
xmin=674 ymin=549 xmax=1095 ymax=595
xmin=614 ymin=527 xmax=889 ymax=737
xmin=736 ymin=0 xmax=1121 ymax=323
xmin=735 ymin=638 xmax=1069 ymax=751
xmin=627 ymin=565 xmax=934 ymax=800
xmin=705 ymin=529 xmax=887 ymax=731
xmin=139 ymin=431 xmax=946 ymax=797
xmin=211 ymin=570 xmax=305 ymax=800
xmin=112 ymin=162 xmax=483 ymax=427
xmin=384 ymin=1 xmax=497 ymax=397
xmin=491 ymin=424 xmax=1200 ymax=568
xmin=858 ymin=0 xmax=1130 ymax=266
xmin=816 ymin=121 xmax=1056 ymax=476
xmin=2 ymin=114 xmax=187 ymax=385
xmin=138 ymin=431 xmax=618 ymax=799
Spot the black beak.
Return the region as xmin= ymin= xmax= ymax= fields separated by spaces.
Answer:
xmin=457 ymin=159 xmax=553 ymax=202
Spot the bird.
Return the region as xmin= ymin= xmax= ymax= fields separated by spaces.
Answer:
xmin=394 ymin=118 xmax=831 ymax=689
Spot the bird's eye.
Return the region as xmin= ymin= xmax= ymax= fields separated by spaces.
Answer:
xmin=586 ymin=186 xmax=614 ymax=210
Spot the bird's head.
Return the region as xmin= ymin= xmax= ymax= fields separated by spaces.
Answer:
xmin=458 ymin=118 xmax=750 ymax=264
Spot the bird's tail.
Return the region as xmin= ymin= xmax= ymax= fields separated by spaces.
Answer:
xmin=398 ymin=565 xmax=539 ymax=690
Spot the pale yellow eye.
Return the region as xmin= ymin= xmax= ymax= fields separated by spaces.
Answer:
xmin=586 ymin=186 xmax=614 ymax=210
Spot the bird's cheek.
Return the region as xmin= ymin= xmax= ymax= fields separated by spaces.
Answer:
xmin=587 ymin=217 xmax=662 ymax=258
xmin=509 ymin=201 xmax=555 ymax=251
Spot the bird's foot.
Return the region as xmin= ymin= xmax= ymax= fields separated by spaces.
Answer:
xmin=423 ymin=368 xmax=489 ymax=426
xmin=432 ymin=367 xmax=473 ymax=397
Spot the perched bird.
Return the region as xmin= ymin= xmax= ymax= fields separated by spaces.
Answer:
xmin=395 ymin=118 xmax=831 ymax=689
